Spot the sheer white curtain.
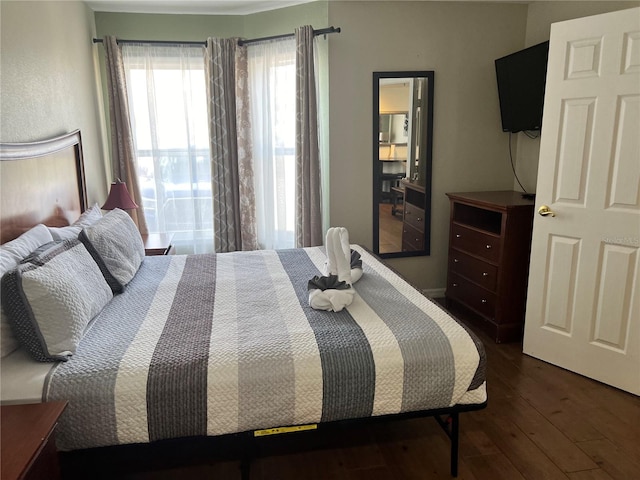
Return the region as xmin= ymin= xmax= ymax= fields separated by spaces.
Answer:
xmin=247 ymin=38 xmax=297 ymax=250
xmin=122 ymin=44 xmax=214 ymax=254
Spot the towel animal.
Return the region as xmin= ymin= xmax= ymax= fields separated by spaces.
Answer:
xmin=323 ymin=228 xmax=363 ymax=284
xmin=309 ymin=227 xmax=363 ymax=312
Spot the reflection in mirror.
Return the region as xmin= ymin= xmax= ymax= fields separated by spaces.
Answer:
xmin=373 ymin=71 xmax=434 ymax=258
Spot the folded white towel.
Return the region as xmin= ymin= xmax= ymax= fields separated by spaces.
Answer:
xmin=309 ymin=287 xmax=354 ymax=312
xmin=351 ymin=265 xmax=363 ymax=284
xmin=325 ymin=228 xmax=339 ymax=277
xmin=334 ymin=227 xmax=352 ymax=286
xmin=322 ymin=227 xmax=363 ymax=285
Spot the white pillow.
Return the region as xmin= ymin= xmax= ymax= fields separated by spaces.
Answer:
xmin=47 ymin=225 xmax=82 ymax=241
xmin=79 ymin=209 xmax=145 ymax=293
xmin=74 ymin=203 xmax=103 ymax=227
xmin=48 ymin=203 xmax=103 ymax=241
xmin=0 ymin=224 xmax=55 ymax=357
xmin=1 ymin=239 xmax=113 ymax=362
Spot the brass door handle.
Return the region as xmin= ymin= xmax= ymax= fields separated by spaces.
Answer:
xmin=538 ymin=205 xmax=556 ymax=217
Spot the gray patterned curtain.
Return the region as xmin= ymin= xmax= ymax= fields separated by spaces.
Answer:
xmin=234 ymin=45 xmax=259 ymax=251
xmin=294 ymin=26 xmax=323 ymax=248
xmin=205 ymin=38 xmax=258 ymax=252
xmin=103 ymin=36 xmax=148 ymax=234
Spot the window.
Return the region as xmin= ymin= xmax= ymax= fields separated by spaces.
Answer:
xmin=123 ymin=44 xmax=213 ymax=254
xmin=247 ymin=38 xmax=297 ymax=250
xmin=122 ymin=38 xmax=309 ymax=252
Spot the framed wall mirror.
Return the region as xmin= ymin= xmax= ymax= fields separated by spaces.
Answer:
xmin=373 ymin=71 xmax=434 ymax=258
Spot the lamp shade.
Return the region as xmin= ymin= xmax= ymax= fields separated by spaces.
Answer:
xmin=101 ymin=179 xmax=138 ymax=210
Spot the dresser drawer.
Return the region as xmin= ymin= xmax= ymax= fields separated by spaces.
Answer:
xmin=449 ymin=249 xmax=498 ymax=291
xmin=447 ymin=272 xmax=496 ymax=319
xmin=404 ymin=202 xmax=425 ymax=232
xmin=450 ymin=223 xmax=501 ymax=263
xmin=402 ymin=223 xmax=425 ymax=251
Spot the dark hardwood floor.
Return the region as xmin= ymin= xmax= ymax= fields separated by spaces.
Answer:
xmin=378 ymin=203 xmax=403 ymax=254
xmin=63 ymin=300 xmax=640 ymax=480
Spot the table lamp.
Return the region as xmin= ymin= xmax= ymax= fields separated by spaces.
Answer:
xmin=102 ymin=179 xmax=138 ymax=210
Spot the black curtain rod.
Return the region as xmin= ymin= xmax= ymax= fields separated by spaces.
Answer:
xmin=92 ymin=26 xmax=340 ymax=47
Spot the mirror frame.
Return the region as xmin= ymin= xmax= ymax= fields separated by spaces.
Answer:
xmin=372 ymin=71 xmax=434 ymax=259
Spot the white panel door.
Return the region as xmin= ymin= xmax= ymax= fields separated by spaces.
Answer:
xmin=523 ymin=7 xmax=640 ymax=395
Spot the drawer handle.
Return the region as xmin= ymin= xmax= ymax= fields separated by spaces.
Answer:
xmin=456 ymin=234 xmax=461 ymax=238
xmin=481 ymin=299 xmax=487 ymax=304
xmin=415 ymin=238 xmax=420 ymax=242
xmin=482 ymin=272 xmax=488 ymax=277
xmin=453 ymin=258 xmax=459 ymax=263
xmin=486 ymin=244 xmax=492 ymax=249
xmin=416 ymin=217 xmax=422 ymax=221
xmin=452 ymin=283 xmax=458 ymax=287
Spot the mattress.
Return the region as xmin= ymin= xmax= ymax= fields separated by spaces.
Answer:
xmin=0 ymin=348 xmax=52 ymax=404
xmin=8 ymin=246 xmax=487 ymax=451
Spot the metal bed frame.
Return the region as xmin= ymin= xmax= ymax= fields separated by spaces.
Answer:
xmin=60 ymin=401 xmax=487 ymax=478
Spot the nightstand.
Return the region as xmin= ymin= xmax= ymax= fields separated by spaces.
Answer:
xmin=1 ymin=401 xmax=68 ymax=480
xmin=142 ymin=233 xmax=175 ymax=256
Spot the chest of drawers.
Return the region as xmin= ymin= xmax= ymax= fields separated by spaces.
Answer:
xmin=445 ymin=191 xmax=534 ymax=342
xmin=401 ymin=180 xmax=428 ymax=253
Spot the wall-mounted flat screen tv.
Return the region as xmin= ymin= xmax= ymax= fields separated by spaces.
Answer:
xmin=495 ymin=41 xmax=549 ymax=133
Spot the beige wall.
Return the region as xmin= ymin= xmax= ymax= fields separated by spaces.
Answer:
xmin=328 ymin=1 xmax=528 ymax=289
xmin=243 ymin=1 xmax=329 ymax=38
xmin=94 ymin=3 xmax=328 ymax=42
xmin=0 ymin=0 xmax=109 ymax=206
xmin=513 ymin=1 xmax=640 ymax=194
xmin=3 ymin=0 xmax=637 ymax=291
xmin=94 ymin=12 xmax=244 ymax=40
xmin=329 ymin=0 xmax=640 ymax=291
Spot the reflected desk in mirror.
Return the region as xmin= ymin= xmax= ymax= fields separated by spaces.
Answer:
xmin=373 ymin=71 xmax=434 ymax=258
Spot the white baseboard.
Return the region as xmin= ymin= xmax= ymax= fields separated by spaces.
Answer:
xmin=422 ymin=287 xmax=446 ymax=299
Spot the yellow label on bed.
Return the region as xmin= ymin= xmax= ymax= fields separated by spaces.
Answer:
xmin=253 ymin=424 xmax=317 ymax=437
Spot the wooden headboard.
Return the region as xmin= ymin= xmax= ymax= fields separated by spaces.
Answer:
xmin=0 ymin=130 xmax=88 ymax=244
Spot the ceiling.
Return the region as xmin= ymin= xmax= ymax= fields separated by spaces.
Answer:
xmin=85 ymin=0 xmax=317 ymax=15
xmin=85 ymin=0 xmax=528 ymax=16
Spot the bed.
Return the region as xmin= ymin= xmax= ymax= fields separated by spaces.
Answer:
xmin=0 ymin=131 xmax=487 ymax=478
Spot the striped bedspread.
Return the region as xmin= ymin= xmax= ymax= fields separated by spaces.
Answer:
xmin=45 ymin=246 xmax=486 ymax=451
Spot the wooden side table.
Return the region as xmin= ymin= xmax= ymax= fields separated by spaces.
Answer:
xmin=141 ymin=232 xmax=175 ymax=256
xmin=1 ymin=401 xmax=68 ymax=480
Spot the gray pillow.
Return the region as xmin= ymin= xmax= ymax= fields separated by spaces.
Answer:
xmin=78 ymin=208 xmax=145 ymax=293
xmin=1 ymin=239 xmax=113 ymax=362
xmin=0 ymin=224 xmax=55 ymax=358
